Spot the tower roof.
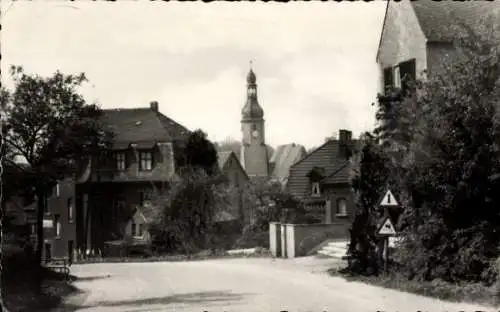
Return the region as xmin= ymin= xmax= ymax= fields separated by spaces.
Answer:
xmin=241 ymin=101 xmax=264 ymax=120
xmin=242 ymin=67 xmax=264 ymax=120
xmin=247 ymin=68 xmax=256 ymax=84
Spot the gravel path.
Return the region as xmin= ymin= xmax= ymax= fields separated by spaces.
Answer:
xmin=61 ymin=257 xmax=493 ymax=312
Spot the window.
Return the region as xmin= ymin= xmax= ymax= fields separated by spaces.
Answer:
xmin=131 ymin=222 xmax=143 ymax=237
xmin=31 ymin=224 xmax=36 ymax=235
xmin=55 ymin=183 xmax=60 ymax=197
xmin=131 ymin=222 xmax=136 ymax=236
xmin=67 ymin=198 xmax=74 ymax=223
xmin=383 ymin=59 xmax=416 ymax=96
xmin=383 ymin=67 xmax=393 ymax=93
xmin=399 ymin=59 xmax=417 ymax=95
xmin=252 ymin=124 xmax=257 ymax=131
xmin=44 ymin=243 xmax=52 ymax=260
xmin=139 ymin=151 xmax=153 ymax=171
xmin=116 ymin=152 xmax=126 ymax=171
xmin=393 ymin=66 xmax=401 ymax=89
xmin=54 ymin=214 xmax=61 ymax=237
xmin=336 ymin=198 xmax=347 ymax=217
xmin=311 ymin=182 xmax=321 ymax=197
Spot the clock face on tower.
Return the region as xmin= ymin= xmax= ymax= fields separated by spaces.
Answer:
xmin=252 ymin=130 xmax=259 ymax=138
xmin=248 ymin=87 xmax=256 ymax=96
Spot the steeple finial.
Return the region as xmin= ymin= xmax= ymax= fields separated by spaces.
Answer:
xmin=247 ymin=60 xmax=256 ymax=84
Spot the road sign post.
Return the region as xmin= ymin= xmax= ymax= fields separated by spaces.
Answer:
xmin=376 ymin=188 xmax=400 ymax=275
xmin=383 ymin=237 xmax=389 ymax=273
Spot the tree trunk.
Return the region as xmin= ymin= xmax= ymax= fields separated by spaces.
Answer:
xmin=84 ymin=193 xmax=91 ymax=257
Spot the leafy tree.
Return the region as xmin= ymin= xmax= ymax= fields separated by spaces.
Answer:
xmin=177 ymin=129 xmax=218 ymax=176
xmin=234 ymin=180 xmax=308 ymax=248
xmin=148 ymin=168 xmax=230 ymax=253
xmin=2 ymin=66 xmax=112 ymax=268
xmin=394 ymin=19 xmax=500 ymax=284
xmin=351 ymin=18 xmax=500 ymax=284
xmin=347 ymin=133 xmax=391 ymax=275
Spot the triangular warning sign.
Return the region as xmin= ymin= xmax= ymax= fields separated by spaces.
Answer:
xmin=377 ymin=217 xmax=397 ymax=236
xmin=379 ymin=189 xmax=399 ymax=207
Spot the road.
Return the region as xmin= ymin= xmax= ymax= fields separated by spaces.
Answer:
xmin=62 ymin=257 xmax=492 ymax=312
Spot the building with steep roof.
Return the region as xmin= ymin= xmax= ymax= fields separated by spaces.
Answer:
xmin=286 ymin=129 xmax=359 ymax=228
xmin=240 ymin=67 xmax=270 ymax=180
xmin=75 ymin=101 xmax=191 ymax=253
xmin=216 ymin=150 xmax=249 ymax=224
xmin=376 ymin=0 xmax=500 ymax=96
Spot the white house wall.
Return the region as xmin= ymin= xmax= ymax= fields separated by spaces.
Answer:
xmin=377 ymin=1 xmax=428 ymax=93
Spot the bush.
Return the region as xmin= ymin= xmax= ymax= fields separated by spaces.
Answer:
xmin=2 ymin=243 xmax=38 ymax=281
xmin=233 ymin=224 xmax=269 ymax=249
xmin=347 ymin=19 xmax=500 ymax=286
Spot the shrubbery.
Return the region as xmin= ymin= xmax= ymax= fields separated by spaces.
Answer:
xmin=347 ymin=18 xmax=500 ymax=287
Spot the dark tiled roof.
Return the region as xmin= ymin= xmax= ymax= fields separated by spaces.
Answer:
xmin=321 ymin=163 xmax=351 ymax=185
xmin=270 ymin=143 xmax=307 ymax=185
xmin=411 ymin=0 xmax=500 ymax=42
xmin=103 ymin=107 xmax=190 ymax=148
xmin=217 ymin=150 xmax=249 ymax=182
xmin=287 ymin=139 xmax=355 ymax=199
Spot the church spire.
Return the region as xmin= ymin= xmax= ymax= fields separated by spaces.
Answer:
xmin=242 ymin=62 xmax=263 ymax=121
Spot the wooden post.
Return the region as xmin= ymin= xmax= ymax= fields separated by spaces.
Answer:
xmin=383 ymin=237 xmax=389 ymax=274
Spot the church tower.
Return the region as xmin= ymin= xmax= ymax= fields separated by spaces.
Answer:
xmin=240 ymin=65 xmax=270 ymax=179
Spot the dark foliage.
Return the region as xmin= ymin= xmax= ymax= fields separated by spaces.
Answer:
xmin=2 ymin=66 xmax=113 ymax=266
xmin=348 ymin=18 xmax=500 ymax=285
xmin=347 ymin=133 xmax=391 ymax=275
xmin=177 ymin=129 xmax=218 ymax=176
xmin=148 ymin=169 xmax=229 ymax=254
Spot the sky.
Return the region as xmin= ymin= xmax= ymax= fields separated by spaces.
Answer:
xmin=2 ymin=1 xmax=386 ymax=150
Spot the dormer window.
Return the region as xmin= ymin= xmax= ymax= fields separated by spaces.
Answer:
xmin=115 ymin=152 xmax=126 ymax=171
xmin=307 ymin=166 xmax=325 ymax=197
xmin=139 ymin=151 xmax=153 ymax=171
xmin=311 ymin=182 xmax=321 ymax=197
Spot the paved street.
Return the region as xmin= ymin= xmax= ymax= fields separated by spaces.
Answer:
xmin=62 ymin=257 xmax=491 ymax=312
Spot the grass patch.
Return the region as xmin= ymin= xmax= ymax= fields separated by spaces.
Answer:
xmin=329 ymin=267 xmax=499 ymax=308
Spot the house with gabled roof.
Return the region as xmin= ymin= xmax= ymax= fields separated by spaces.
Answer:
xmin=216 ymin=150 xmax=249 ymax=225
xmin=286 ymin=129 xmax=359 ymax=231
xmin=376 ymin=0 xmax=500 ymax=97
xmin=75 ymin=101 xmax=191 ymax=254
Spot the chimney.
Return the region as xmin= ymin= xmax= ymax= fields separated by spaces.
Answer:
xmin=150 ymin=101 xmax=159 ymax=112
xmin=338 ymin=129 xmax=352 ymax=159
